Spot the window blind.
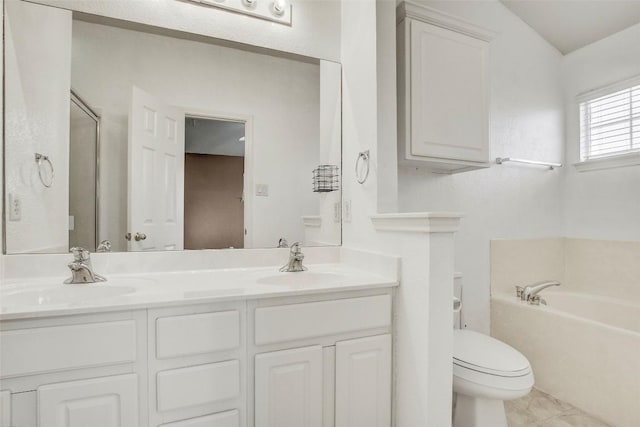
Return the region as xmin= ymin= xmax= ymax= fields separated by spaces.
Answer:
xmin=579 ymin=83 xmax=640 ymax=161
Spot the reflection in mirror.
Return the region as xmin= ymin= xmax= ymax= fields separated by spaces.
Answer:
xmin=4 ymin=0 xmax=342 ymax=254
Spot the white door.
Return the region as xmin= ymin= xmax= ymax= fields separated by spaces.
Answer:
xmin=255 ymin=345 xmax=323 ymax=427
xmin=128 ymin=86 xmax=185 ymax=251
xmin=335 ymin=335 xmax=392 ymax=427
xmin=0 ymin=390 xmax=10 ymax=427
xmin=38 ymin=374 xmax=138 ymax=427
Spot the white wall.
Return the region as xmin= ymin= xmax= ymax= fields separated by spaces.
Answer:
xmin=562 ymin=22 xmax=640 ymax=241
xmin=397 ymin=0 xmax=565 ymax=333
xmin=4 ymin=0 xmax=72 ymax=253
xmin=71 ymin=20 xmax=324 ymax=250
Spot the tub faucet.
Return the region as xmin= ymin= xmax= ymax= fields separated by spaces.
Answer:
xmin=64 ymin=247 xmax=107 ymax=284
xmin=279 ymin=242 xmax=307 ymax=272
xmin=517 ymin=281 xmax=560 ymax=305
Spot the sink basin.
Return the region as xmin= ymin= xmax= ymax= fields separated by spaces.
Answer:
xmin=257 ymin=272 xmax=343 ymax=286
xmin=1 ymin=285 xmax=136 ymax=308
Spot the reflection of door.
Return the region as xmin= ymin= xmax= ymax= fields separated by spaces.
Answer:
xmin=128 ymin=86 xmax=185 ymax=251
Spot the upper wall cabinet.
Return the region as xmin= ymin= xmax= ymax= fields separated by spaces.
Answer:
xmin=397 ymin=2 xmax=494 ymax=173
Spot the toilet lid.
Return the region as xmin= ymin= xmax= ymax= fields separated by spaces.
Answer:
xmin=453 ymin=329 xmax=531 ymax=377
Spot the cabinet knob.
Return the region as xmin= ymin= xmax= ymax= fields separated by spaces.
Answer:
xmin=134 ymin=232 xmax=147 ymax=241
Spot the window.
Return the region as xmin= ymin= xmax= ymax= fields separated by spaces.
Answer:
xmin=579 ymin=82 xmax=640 ymax=161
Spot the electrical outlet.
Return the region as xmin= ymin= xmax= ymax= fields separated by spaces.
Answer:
xmin=9 ymin=193 xmax=21 ymax=221
xmin=333 ymin=202 xmax=341 ymax=223
xmin=343 ymin=200 xmax=352 ymax=223
xmin=255 ymin=184 xmax=269 ymax=197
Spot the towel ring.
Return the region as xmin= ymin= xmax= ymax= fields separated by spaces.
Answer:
xmin=355 ymin=150 xmax=370 ymax=184
xmin=35 ymin=153 xmax=54 ymax=188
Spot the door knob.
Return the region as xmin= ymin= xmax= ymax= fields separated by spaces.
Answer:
xmin=135 ymin=232 xmax=147 ymax=241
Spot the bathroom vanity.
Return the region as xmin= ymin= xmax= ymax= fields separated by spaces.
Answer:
xmin=0 ymin=263 xmax=397 ymax=427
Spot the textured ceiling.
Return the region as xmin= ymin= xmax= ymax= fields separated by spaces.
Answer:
xmin=500 ymin=0 xmax=640 ymax=54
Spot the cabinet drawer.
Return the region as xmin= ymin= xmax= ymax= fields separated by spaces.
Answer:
xmin=254 ymin=295 xmax=391 ymax=345
xmin=0 ymin=320 xmax=137 ymax=378
xmin=156 ymin=310 xmax=240 ymax=359
xmin=159 ymin=410 xmax=239 ymax=427
xmin=157 ymin=361 xmax=240 ymax=412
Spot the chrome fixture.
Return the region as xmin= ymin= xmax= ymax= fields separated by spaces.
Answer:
xmin=64 ymin=247 xmax=106 ymax=284
xmin=516 ymin=281 xmax=560 ymax=305
xmin=35 ymin=153 xmax=55 ymax=188
xmin=356 ymin=150 xmax=370 ymax=184
xmin=279 ymin=242 xmax=307 ymax=272
xmin=97 ymin=240 xmax=112 ymax=252
xmin=278 ymin=238 xmax=289 ymax=248
xmin=496 ymin=157 xmax=562 ymax=170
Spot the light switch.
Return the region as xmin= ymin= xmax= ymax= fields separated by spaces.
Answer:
xmin=343 ymin=200 xmax=352 ymax=223
xmin=9 ymin=193 xmax=21 ymax=221
xmin=256 ymin=184 xmax=269 ymax=197
xmin=334 ymin=202 xmax=341 ymax=223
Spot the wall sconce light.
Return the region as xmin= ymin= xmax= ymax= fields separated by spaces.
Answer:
xmin=189 ymin=0 xmax=292 ymax=25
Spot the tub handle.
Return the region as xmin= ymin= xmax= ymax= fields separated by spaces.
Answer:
xmin=515 ymin=286 xmax=524 ymax=299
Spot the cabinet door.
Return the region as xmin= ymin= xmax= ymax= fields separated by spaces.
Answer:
xmin=255 ymin=345 xmax=322 ymax=427
xmin=38 ymin=374 xmax=138 ymax=427
xmin=410 ymin=19 xmax=489 ymax=163
xmin=0 ymin=391 xmax=10 ymax=427
xmin=335 ymin=335 xmax=391 ymax=427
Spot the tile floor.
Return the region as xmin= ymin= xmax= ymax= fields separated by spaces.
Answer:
xmin=506 ymin=388 xmax=612 ymax=427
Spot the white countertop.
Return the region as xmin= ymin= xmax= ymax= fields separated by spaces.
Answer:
xmin=0 ymin=263 xmax=398 ymax=320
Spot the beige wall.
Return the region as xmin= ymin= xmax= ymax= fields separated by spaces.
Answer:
xmin=184 ymin=154 xmax=244 ymax=250
xmin=491 ymin=238 xmax=640 ymax=303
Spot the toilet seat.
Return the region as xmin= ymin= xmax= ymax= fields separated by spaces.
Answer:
xmin=454 ymin=329 xmax=532 ymax=377
xmin=453 ymin=329 xmax=534 ymax=400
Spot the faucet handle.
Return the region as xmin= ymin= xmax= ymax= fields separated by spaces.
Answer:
xmin=515 ymin=285 xmax=524 ymax=299
xmin=290 ymin=242 xmax=302 ymax=253
xmin=70 ymin=247 xmax=90 ymax=262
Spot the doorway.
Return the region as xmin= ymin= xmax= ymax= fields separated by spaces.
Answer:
xmin=183 ymin=116 xmax=246 ymax=249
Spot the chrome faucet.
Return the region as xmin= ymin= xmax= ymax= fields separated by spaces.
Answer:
xmin=516 ymin=280 xmax=560 ymax=305
xmin=97 ymin=240 xmax=112 ymax=253
xmin=64 ymin=247 xmax=107 ymax=284
xmin=279 ymin=242 xmax=307 ymax=272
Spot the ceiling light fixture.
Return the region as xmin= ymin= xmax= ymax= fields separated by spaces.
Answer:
xmin=271 ymin=0 xmax=287 ymax=16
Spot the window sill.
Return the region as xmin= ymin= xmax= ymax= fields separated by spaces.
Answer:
xmin=574 ymin=153 xmax=640 ymax=172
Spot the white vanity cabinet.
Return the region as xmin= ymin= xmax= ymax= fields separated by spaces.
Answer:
xmin=254 ymin=345 xmax=324 ymax=427
xmin=1 ymin=288 xmax=395 ymax=427
xmin=0 ymin=390 xmax=10 ymax=427
xmin=0 ymin=310 xmax=147 ymax=427
xmin=38 ymin=374 xmax=139 ymax=427
xmin=147 ymin=302 xmax=245 ymax=427
xmin=250 ymin=292 xmax=393 ymax=427
xmin=397 ymin=1 xmax=494 ymax=173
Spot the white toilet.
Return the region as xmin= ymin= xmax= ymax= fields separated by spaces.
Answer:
xmin=452 ymin=329 xmax=534 ymax=427
xmin=452 ymin=275 xmax=533 ymax=427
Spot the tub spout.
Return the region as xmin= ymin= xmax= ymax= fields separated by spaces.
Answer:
xmin=521 ymin=281 xmax=560 ymax=303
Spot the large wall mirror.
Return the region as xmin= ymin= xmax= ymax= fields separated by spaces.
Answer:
xmin=4 ymin=0 xmax=342 ymax=254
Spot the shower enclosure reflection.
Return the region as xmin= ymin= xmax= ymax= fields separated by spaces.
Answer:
xmin=69 ymin=92 xmax=99 ymax=252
